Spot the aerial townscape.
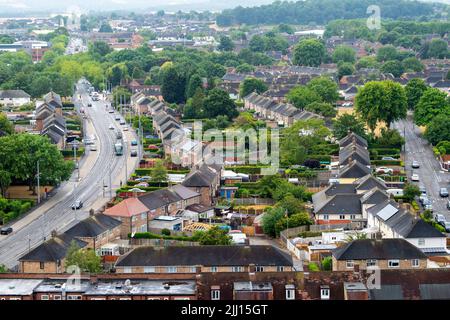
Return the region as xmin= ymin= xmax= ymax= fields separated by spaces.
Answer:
xmin=1 ymin=0 xmax=450 ymax=307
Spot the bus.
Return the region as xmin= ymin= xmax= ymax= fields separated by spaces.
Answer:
xmin=114 ymin=142 xmax=123 ymax=156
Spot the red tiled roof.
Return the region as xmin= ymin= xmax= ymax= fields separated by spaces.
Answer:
xmin=104 ymin=198 xmax=148 ymax=217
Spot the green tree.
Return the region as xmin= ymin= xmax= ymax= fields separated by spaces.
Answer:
xmin=376 ymin=128 xmax=404 ymax=147
xmin=203 ymin=88 xmax=238 ymax=120
xmin=287 ymin=86 xmax=321 ymax=109
xmin=239 ymin=78 xmax=268 ymax=98
xmin=151 ymin=159 xmax=168 ymax=185
xmin=381 ymin=60 xmax=404 ymax=77
xmin=0 ymin=264 xmax=8 ymax=273
xmin=249 ymin=35 xmax=266 ymax=52
xmin=403 ymin=183 xmax=420 ymax=202
xmin=436 ymin=141 xmax=450 ymax=155
xmin=355 ymin=56 xmax=380 ymax=69
xmin=405 ymin=78 xmax=428 ymax=110
xmin=89 ymin=41 xmax=112 ymax=57
xmin=65 ymin=240 xmax=102 ymax=273
xmin=305 ymin=102 xmax=337 ymax=118
xmin=376 ymin=45 xmax=398 ymax=62
xmin=161 ymin=66 xmax=186 ymax=104
xmin=402 ymin=57 xmax=424 ymax=72
xmin=262 ymin=207 xmax=286 ymax=237
xmin=321 ymin=256 xmax=332 ymax=271
xmin=424 ymin=114 xmax=450 ymax=145
xmin=425 ymin=39 xmax=449 ymax=59
xmin=307 ymin=76 xmax=339 ymax=104
xmin=276 ymin=194 xmax=305 ymax=215
xmin=414 ymin=88 xmax=450 ymax=126
xmin=186 ymin=74 xmax=204 ymax=99
xmin=293 ymin=38 xmax=326 ymax=67
xmin=218 ymin=35 xmax=234 ymax=51
xmin=0 ymin=170 xmax=11 ymax=198
xmin=99 ymin=23 xmax=113 ymax=33
xmin=0 ymin=112 xmax=14 ymax=135
xmin=332 ymin=114 xmax=367 ymax=140
xmin=338 ymin=62 xmax=355 ymax=79
xmin=277 ymin=23 xmax=294 ymax=34
xmin=184 ymin=88 xmax=205 ymax=119
xmin=235 ymin=63 xmax=254 ymax=73
xmin=332 ymin=45 xmax=356 ymax=63
xmin=192 ymin=226 xmax=232 ymax=245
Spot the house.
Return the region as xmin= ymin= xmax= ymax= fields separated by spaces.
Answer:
xmin=181 ymin=203 xmax=215 ymax=222
xmin=339 ymin=132 xmax=368 ymax=149
xmin=147 ymin=216 xmax=184 ymax=232
xmin=114 ymin=245 xmax=294 ymax=274
xmin=332 ymin=239 xmax=428 ymax=271
xmin=34 ymin=91 xmax=66 ymax=148
xmin=366 ymin=200 xmax=447 ymax=255
xmin=339 ymin=143 xmax=371 ymax=167
xmin=338 ymin=160 xmax=371 ymax=182
xmin=182 ymin=163 xmax=222 ymax=206
xmin=0 ymin=90 xmax=31 ymax=107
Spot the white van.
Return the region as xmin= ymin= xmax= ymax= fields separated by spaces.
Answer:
xmin=386 ymin=189 xmax=404 ymax=196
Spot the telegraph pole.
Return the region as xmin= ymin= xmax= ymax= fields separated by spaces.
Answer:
xmin=109 ymin=166 xmax=112 ymax=199
xmin=37 ymin=160 xmax=41 ymax=204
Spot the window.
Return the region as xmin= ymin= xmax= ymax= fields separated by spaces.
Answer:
xmin=320 ymin=288 xmax=330 ymax=300
xmin=285 ymin=287 xmax=295 ymax=300
xmin=255 ymin=266 xmax=264 ymax=272
xmin=418 ymin=238 xmax=425 ymax=246
xmin=167 ymin=266 xmax=177 ymax=273
xmin=211 ymin=290 xmax=220 ymax=300
xmin=231 ymin=266 xmax=243 ymax=272
xmin=411 ymin=259 xmax=420 ymax=267
xmin=41 ymin=295 xmax=49 ymax=300
xmin=323 ymin=215 xmax=329 ymax=220
xmin=53 ymin=295 xmax=61 ymax=300
xmin=277 ymin=266 xmax=285 ymax=272
xmin=147 ymin=298 xmax=160 ymax=300
xmin=40 ymin=262 xmax=45 ymax=270
xmin=339 ymin=215 xmax=345 ymax=220
xmin=388 ymin=260 xmax=399 ymax=268
xmin=123 ymin=267 xmax=132 ymax=273
xmin=210 ymin=266 xmax=218 ymax=272
xmin=190 ymin=267 xmax=197 ymax=273
xmin=141 ymin=213 xmax=146 ymax=220
xmin=67 ymin=295 xmax=81 ymax=300
xmin=366 ymin=259 xmax=377 ymax=267
xmin=346 ymin=260 xmax=354 ymax=268
xmin=350 ymin=215 xmax=356 ymax=220
xmin=144 ymin=267 xmax=155 ymax=273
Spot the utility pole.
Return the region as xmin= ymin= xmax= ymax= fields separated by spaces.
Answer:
xmin=124 ymin=142 xmax=128 ymax=184
xmin=109 ymin=166 xmax=112 ymax=199
xmin=138 ymin=107 xmax=142 ymax=160
xmin=37 ymin=160 xmax=41 ymax=204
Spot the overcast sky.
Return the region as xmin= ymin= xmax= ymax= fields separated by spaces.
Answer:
xmin=0 ymin=0 xmax=275 ymax=13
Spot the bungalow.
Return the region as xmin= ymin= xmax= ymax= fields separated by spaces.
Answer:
xmin=332 ymin=239 xmax=428 ymax=271
xmin=0 ymin=90 xmax=31 ymax=107
xmin=114 ymin=245 xmax=294 ymax=274
xmin=338 ymin=160 xmax=372 ymax=183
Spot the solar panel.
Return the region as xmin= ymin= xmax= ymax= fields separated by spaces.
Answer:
xmin=377 ymin=204 xmax=398 ymax=221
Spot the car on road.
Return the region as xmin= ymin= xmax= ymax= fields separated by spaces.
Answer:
xmin=115 ymin=116 xmax=121 ymax=121
xmin=90 ymin=144 xmax=97 ymax=151
xmin=131 ymin=140 xmax=138 ymax=146
xmin=123 ymin=125 xmax=128 ymax=131
xmin=376 ymin=167 xmax=393 ymax=174
xmin=382 ymin=157 xmax=397 ymax=161
xmin=119 ymin=120 xmax=126 ymax=125
xmin=108 ymin=109 xmax=114 ymax=113
xmin=130 ymin=150 xmax=138 ymax=157
xmin=439 ymin=188 xmax=449 ymax=197
xmin=87 ymin=103 xmax=92 ymax=107
xmin=0 ymin=227 xmax=13 ymax=235
xmin=442 ymin=222 xmax=450 ymax=232
xmin=109 ymin=124 xmax=114 ymax=130
xmin=447 ymin=200 xmax=450 ymax=210
xmin=411 ymin=173 xmax=420 ymax=181
xmin=419 ymin=185 xmax=427 ymax=195
xmin=412 ymin=161 xmax=420 ymax=168
xmin=71 ymin=200 xmax=83 ymax=210
xmin=422 ymin=199 xmax=433 ymax=211
xmin=435 ymin=214 xmax=446 ymax=224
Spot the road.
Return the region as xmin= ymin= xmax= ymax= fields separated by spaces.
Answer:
xmin=0 ymin=80 xmax=139 ymax=269
xmin=393 ymin=116 xmax=449 ymax=220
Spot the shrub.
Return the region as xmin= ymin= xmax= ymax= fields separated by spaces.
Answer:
xmin=161 ymin=228 xmax=171 ymax=236
xmin=308 ymin=262 xmax=320 ymax=272
xmin=321 ymin=256 xmax=332 ymax=271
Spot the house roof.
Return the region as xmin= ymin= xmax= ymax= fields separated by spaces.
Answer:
xmin=332 ymin=239 xmax=427 ymax=260
xmin=104 ymin=197 xmax=148 ymax=218
xmin=369 ymin=285 xmax=404 ymax=300
xmin=19 ymin=234 xmax=88 ymax=262
xmin=338 ymin=161 xmax=371 ymax=178
xmin=170 ymin=184 xmax=200 ymax=200
xmin=339 ymin=132 xmax=368 ymax=148
xmin=138 ymin=188 xmax=182 ymax=211
xmin=182 ymin=164 xmax=220 ymax=188
xmin=0 ymin=90 xmax=30 ymax=99
xmin=339 ymin=144 xmax=371 ymax=166
xmin=63 ymin=214 xmax=121 ymax=239
xmin=354 ymin=174 xmax=387 ymax=191
xmin=115 ymin=245 xmax=293 ymax=267
xmin=43 ymin=91 xmax=62 ymax=108
xmin=314 ymin=194 xmax=362 ymax=215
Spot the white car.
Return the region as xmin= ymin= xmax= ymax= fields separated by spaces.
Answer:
xmin=90 ymin=144 xmax=97 ymax=151
xmin=123 ymin=125 xmax=128 ymax=131
xmin=376 ymin=167 xmax=393 ymax=175
xmin=109 ymin=124 xmax=114 ymax=130
xmin=411 ymin=173 xmax=420 ymax=181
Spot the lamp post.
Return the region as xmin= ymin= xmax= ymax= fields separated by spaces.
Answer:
xmin=36 ymin=160 xmax=41 ymax=204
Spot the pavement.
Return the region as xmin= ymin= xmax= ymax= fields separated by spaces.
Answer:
xmin=393 ymin=116 xmax=450 ymax=221
xmin=0 ymin=81 xmax=139 ymax=269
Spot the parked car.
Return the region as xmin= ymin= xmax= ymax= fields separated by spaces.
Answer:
xmin=411 ymin=173 xmax=420 ymax=182
xmin=90 ymin=144 xmax=97 ymax=151
xmin=119 ymin=120 xmax=126 ymax=125
xmin=108 ymin=109 xmax=114 ymax=113
xmin=0 ymin=227 xmax=13 ymax=235
xmin=135 ymin=176 xmax=151 ymax=181
xmin=386 ymin=189 xmax=403 ymax=196
xmin=412 ymin=161 xmax=420 ymax=168
xmin=123 ymin=125 xmax=128 ymax=131
xmin=109 ymin=124 xmax=114 ymax=130
xmin=382 ymin=157 xmax=397 ymax=161
xmin=131 ymin=140 xmax=138 ymax=146
xmin=419 ymin=185 xmax=427 ymax=195
xmin=419 ymin=194 xmax=428 ymax=204
xmin=441 ymin=221 xmax=450 ymax=232
xmin=435 ymin=214 xmax=446 ymax=224
xmin=447 ymin=200 xmax=450 ymax=210
xmin=376 ymin=167 xmax=393 ymax=174
xmin=135 ymin=182 xmax=149 ymax=187
xmin=71 ymin=200 xmax=83 ymax=210
xmin=422 ymin=199 xmax=433 ymax=211
xmin=130 ymin=150 xmax=138 ymax=157
xmin=439 ymin=187 xmax=449 ymax=197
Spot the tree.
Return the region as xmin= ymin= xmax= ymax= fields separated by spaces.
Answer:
xmin=89 ymin=41 xmax=112 ymax=57
xmin=186 ymin=74 xmax=204 ymax=99
xmin=287 ymin=86 xmax=321 ymax=110
xmin=235 ymin=63 xmax=254 ymax=73
xmin=305 ymin=102 xmax=337 ymax=118
xmin=277 ymin=23 xmax=294 ymax=34
xmin=306 ymin=76 xmax=339 ymax=104
xmin=274 ymin=212 xmax=312 ymax=235
xmin=381 ymin=60 xmax=404 ymax=77
xmin=403 ymin=183 xmax=420 ymax=202
xmin=436 ymin=141 xmax=450 ymax=155
xmin=184 ymin=88 xmax=205 ymax=119
xmin=65 ymin=240 xmax=102 ymax=273
xmin=424 ymin=114 xmax=450 ymax=145
xmin=151 ymin=159 xmax=168 ymax=185
xmin=0 ymin=134 xmax=72 ymax=194
xmin=262 ymin=207 xmax=286 ymax=237
xmin=376 ymin=45 xmax=398 ymax=62
xmin=425 ymin=39 xmax=449 ymax=59
xmin=376 ymin=128 xmax=404 ymax=147
xmin=332 ymin=114 xmax=367 ymax=140
xmin=338 ymin=62 xmax=355 ymax=79
xmin=98 ymin=23 xmax=113 ymax=33
xmin=0 ymin=112 xmax=14 ymax=135
xmin=321 ymin=256 xmax=332 ymax=271
xmin=218 ymin=35 xmax=234 ymax=51
xmin=405 ymin=78 xmax=428 ymax=110
xmin=192 ymin=226 xmax=231 ymax=245
xmin=249 ymin=35 xmax=266 ymax=52
xmin=402 ymin=57 xmax=424 ymax=72
xmin=161 ymin=66 xmax=186 ymax=104
xmin=239 ymin=78 xmax=268 ymax=98
xmin=293 ymin=38 xmax=326 ymax=67
xmin=414 ymin=88 xmax=450 ymax=126
xmin=332 ymin=45 xmax=355 ymax=63
xmin=276 ymin=194 xmax=305 ymax=216
xmin=355 ymin=56 xmax=380 ymax=69
xmin=0 ymin=264 xmax=8 ymax=273
xmin=203 ymin=88 xmax=238 ymax=120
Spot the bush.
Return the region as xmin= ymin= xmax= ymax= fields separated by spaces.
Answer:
xmin=321 ymin=256 xmax=332 ymax=271
xmin=371 ymin=160 xmax=401 ymax=166
xmin=161 ymin=228 xmax=171 ymax=236
xmin=308 ymin=262 xmax=320 ymax=272
xmin=129 ymin=232 xmax=194 ymax=242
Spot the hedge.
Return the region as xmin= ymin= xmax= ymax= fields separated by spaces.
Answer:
xmin=143 ymin=138 xmax=162 ymax=144
xmin=224 ymin=166 xmax=270 ymax=174
xmin=116 ymin=186 xmax=163 ymax=193
xmin=371 ymin=160 xmax=402 ymax=166
xmin=129 ymin=232 xmax=195 ymax=242
xmin=134 ymin=168 xmax=190 ymax=176
xmin=127 ymin=180 xmax=169 ymax=187
xmin=307 ymin=155 xmax=331 ymax=162
xmin=61 ymin=148 xmax=85 ymax=157
xmin=370 ymin=148 xmax=400 ymax=155
xmin=67 ymin=124 xmax=81 ymax=131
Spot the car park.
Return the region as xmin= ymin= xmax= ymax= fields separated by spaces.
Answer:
xmin=0 ymin=227 xmax=13 ymax=235
xmin=412 ymin=161 xmax=420 ymax=168
xmin=411 ymin=173 xmax=420 ymax=181
xmin=439 ymin=188 xmax=449 ymax=197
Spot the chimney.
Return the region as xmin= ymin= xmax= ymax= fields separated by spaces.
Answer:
xmin=51 ymin=230 xmax=58 ymax=238
xmin=89 ymin=208 xmax=95 ymax=216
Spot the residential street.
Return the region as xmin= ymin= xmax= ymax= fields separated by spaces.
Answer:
xmin=0 ymin=81 xmax=139 ymax=269
xmin=393 ymin=116 xmax=449 ymax=220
